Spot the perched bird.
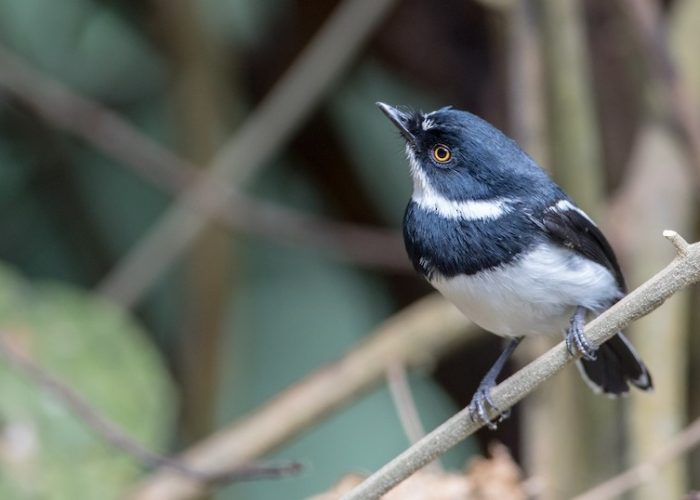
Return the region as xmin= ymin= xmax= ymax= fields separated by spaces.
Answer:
xmin=377 ymin=102 xmax=652 ymax=428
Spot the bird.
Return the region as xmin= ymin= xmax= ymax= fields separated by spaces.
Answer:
xmin=376 ymin=102 xmax=652 ymax=429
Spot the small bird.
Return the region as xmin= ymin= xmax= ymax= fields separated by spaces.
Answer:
xmin=377 ymin=102 xmax=652 ymax=428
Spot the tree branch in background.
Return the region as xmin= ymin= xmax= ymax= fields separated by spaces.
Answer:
xmin=0 ymin=333 xmax=301 ymax=486
xmin=153 ymin=0 xmax=236 ymax=444
xmin=129 ymin=295 xmax=478 ymax=500
xmin=611 ymin=3 xmax=700 ymax=496
xmin=342 ymin=232 xmax=700 ymax=500
xmin=386 ymin=363 xmax=443 ymax=474
xmin=609 ymin=123 xmax=694 ymax=499
xmin=92 ymin=0 xmax=402 ymax=307
xmin=538 ymin=0 xmax=604 ymax=216
xmin=527 ymin=0 xmax=611 ymax=495
xmin=620 ymin=0 xmax=700 ymax=179
xmin=572 ymin=416 xmax=700 ymax=500
xmin=386 ymin=363 xmax=430 ymax=447
xmin=0 ymin=45 xmax=409 ymax=277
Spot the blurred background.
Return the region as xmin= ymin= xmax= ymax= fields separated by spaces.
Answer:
xmin=0 ymin=0 xmax=698 ymax=498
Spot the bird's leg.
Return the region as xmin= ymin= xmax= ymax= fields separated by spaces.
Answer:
xmin=468 ymin=337 xmax=523 ymax=430
xmin=565 ymin=306 xmax=597 ymax=360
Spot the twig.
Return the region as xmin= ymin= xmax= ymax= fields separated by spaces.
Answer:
xmin=386 ymin=362 xmax=429 ymax=446
xmin=342 ymin=231 xmax=700 ymax=500
xmin=620 ymin=0 xmax=700 ymax=178
xmin=92 ymin=0 xmax=401 ymax=307
xmin=386 ymin=362 xmax=442 ymax=473
xmin=0 ymin=45 xmax=409 ymax=276
xmin=0 ymin=333 xmax=301 ymax=485
xmin=572 ymin=416 xmax=700 ymax=500
xmin=129 ymin=295 xmax=478 ymax=500
xmin=664 ymin=229 xmax=690 ymax=257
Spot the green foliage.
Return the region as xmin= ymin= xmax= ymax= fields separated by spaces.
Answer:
xmin=0 ymin=0 xmax=164 ymax=100
xmin=0 ymin=264 xmax=175 ymax=499
xmin=198 ymin=0 xmax=292 ymax=47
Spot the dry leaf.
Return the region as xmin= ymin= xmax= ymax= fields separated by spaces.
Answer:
xmin=311 ymin=443 xmax=525 ymax=500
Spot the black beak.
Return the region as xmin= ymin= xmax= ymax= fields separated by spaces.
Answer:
xmin=376 ymin=102 xmax=415 ymax=144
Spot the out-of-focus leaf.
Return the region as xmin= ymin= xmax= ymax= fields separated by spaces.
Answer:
xmin=313 ymin=444 xmax=525 ymax=500
xmin=0 ymin=0 xmax=164 ymax=101
xmin=0 ymin=263 xmax=175 ymax=499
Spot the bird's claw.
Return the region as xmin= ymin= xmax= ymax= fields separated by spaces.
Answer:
xmin=468 ymin=386 xmax=507 ymax=430
xmin=566 ymin=313 xmax=597 ymax=361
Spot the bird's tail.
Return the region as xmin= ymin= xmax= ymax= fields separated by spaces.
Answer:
xmin=576 ymin=333 xmax=653 ymax=395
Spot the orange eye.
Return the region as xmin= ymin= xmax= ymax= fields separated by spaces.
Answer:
xmin=432 ymin=144 xmax=452 ymax=163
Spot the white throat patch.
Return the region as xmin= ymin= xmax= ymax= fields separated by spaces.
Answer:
xmin=405 ymin=146 xmax=512 ymax=221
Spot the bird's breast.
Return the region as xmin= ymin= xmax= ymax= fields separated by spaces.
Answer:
xmin=402 ymin=201 xmax=534 ymax=278
xmin=429 ymin=243 xmax=622 ymax=337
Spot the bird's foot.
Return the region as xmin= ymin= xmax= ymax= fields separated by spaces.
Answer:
xmin=565 ymin=307 xmax=597 ymax=361
xmin=467 ymin=382 xmax=509 ymax=430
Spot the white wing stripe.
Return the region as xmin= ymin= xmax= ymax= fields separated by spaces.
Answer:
xmin=549 ymin=199 xmax=597 ymax=226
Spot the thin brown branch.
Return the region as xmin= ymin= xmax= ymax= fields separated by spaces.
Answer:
xmin=386 ymin=363 xmax=429 ymax=446
xmin=342 ymin=231 xmax=700 ymax=500
xmin=0 ymin=333 xmax=301 ymax=485
xmin=92 ymin=0 xmax=401 ymax=307
xmin=129 ymin=295 xmax=478 ymax=500
xmin=620 ymin=0 xmax=700 ymax=178
xmin=0 ymin=45 xmax=409 ymax=278
xmin=572 ymin=416 xmax=700 ymax=500
xmin=386 ymin=362 xmax=442 ymax=473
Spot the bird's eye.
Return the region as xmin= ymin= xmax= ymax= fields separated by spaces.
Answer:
xmin=432 ymin=144 xmax=452 ymax=163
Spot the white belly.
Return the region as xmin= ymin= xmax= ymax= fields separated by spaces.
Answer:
xmin=430 ymin=244 xmax=621 ymax=337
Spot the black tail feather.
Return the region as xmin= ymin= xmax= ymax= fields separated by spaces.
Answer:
xmin=577 ymin=333 xmax=653 ymax=396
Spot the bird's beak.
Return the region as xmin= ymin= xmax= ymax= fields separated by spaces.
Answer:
xmin=376 ymin=102 xmax=416 ymax=144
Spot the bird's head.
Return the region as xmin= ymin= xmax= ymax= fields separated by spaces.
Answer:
xmin=376 ymin=102 xmax=545 ymax=202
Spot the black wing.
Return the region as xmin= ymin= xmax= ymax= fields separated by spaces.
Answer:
xmin=540 ymin=203 xmax=626 ymax=292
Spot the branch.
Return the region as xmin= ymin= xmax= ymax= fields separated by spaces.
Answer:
xmin=0 ymin=333 xmax=300 ymax=485
xmin=664 ymin=229 xmax=690 ymax=257
xmin=612 ymin=125 xmax=695 ymax=498
xmin=342 ymin=231 xmax=700 ymax=500
xmin=0 ymin=45 xmax=409 ymax=276
xmin=505 ymin=0 xmax=548 ymax=166
xmin=572 ymin=416 xmax=700 ymax=500
xmin=620 ymin=0 xmax=700 ymax=179
xmin=93 ymin=0 xmax=401 ymax=307
xmin=386 ymin=363 xmax=443 ymax=473
xmin=129 ymin=295 xmax=478 ymax=500
xmin=386 ymin=363 xmax=429 ymax=446
xmin=539 ymin=0 xmax=604 ymax=216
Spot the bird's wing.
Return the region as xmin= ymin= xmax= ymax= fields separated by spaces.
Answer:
xmin=539 ymin=200 xmax=626 ymax=292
